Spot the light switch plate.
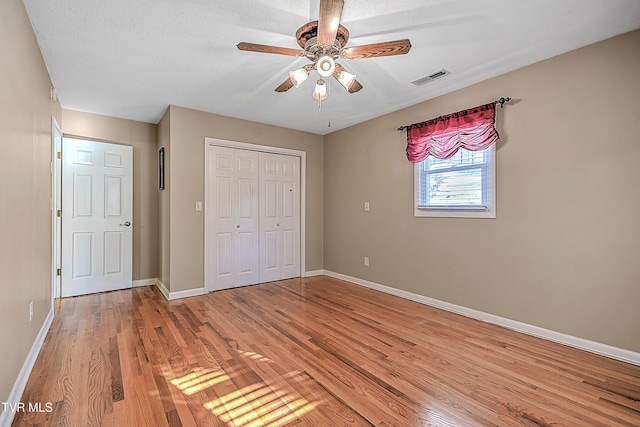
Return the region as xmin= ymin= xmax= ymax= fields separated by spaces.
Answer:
xmin=195 ymin=201 xmax=202 ymax=211
xmin=364 ymin=201 xmax=370 ymax=211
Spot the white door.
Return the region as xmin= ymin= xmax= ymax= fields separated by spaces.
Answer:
xmin=61 ymin=138 xmax=133 ymax=297
xmin=206 ymin=146 xmax=260 ymax=290
xmin=259 ymin=152 xmax=301 ymax=282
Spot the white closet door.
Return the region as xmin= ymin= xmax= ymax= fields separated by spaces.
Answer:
xmin=206 ymin=146 xmax=259 ymax=290
xmin=259 ymin=152 xmax=300 ymax=282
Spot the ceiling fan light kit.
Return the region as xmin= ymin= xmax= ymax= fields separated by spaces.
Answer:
xmin=237 ymin=0 xmax=411 ymax=108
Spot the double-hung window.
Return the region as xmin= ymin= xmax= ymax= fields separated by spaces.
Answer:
xmin=414 ymin=145 xmax=495 ymax=218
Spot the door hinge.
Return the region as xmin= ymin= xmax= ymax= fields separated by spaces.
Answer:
xmin=57 ymin=209 xmax=62 ymax=217
xmin=57 ymin=151 xmax=61 ymax=159
xmin=56 ymin=268 xmax=61 ymax=276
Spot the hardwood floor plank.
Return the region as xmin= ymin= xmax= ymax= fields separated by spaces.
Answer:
xmin=12 ymin=277 xmax=640 ymax=426
xmin=108 ymin=336 xmax=125 ymax=403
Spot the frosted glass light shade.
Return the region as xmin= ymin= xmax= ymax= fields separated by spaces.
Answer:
xmin=312 ymin=79 xmax=328 ymax=100
xmin=336 ymin=70 xmax=356 ymax=90
xmin=289 ymin=68 xmax=309 ymax=88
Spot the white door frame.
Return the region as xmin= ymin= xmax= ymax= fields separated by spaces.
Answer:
xmin=204 ymin=137 xmax=306 ymax=293
xmin=51 ymin=116 xmax=62 ymax=301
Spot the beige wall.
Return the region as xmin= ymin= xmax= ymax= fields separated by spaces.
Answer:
xmin=62 ymin=110 xmax=159 ymax=281
xmin=324 ymin=30 xmax=640 ymax=353
xmin=162 ymin=106 xmax=324 ymax=292
xmin=0 ymin=0 xmax=62 ymax=406
xmin=157 ymin=109 xmax=171 ymax=289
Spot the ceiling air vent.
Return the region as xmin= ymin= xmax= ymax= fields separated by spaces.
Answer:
xmin=411 ymin=69 xmax=451 ymax=86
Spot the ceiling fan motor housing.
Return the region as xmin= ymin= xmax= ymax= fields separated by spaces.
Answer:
xmin=304 ymin=37 xmax=341 ymax=59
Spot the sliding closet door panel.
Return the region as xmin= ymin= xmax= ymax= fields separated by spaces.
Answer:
xmin=279 ymin=155 xmax=300 ymax=279
xmin=206 ymin=146 xmax=259 ymax=290
xmin=260 ymin=156 xmax=281 ymax=283
xmin=234 ymin=149 xmax=260 ymax=286
xmin=259 ymin=152 xmax=300 ymax=282
xmin=208 ymin=147 xmax=235 ymax=290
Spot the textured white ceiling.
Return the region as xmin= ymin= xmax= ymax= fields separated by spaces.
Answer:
xmin=23 ymin=0 xmax=640 ymax=135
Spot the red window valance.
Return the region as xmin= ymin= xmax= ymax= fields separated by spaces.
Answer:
xmin=405 ymin=102 xmax=499 ymax=163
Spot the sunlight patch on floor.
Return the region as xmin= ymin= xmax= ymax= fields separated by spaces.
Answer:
xmin=238 ymin=349 xmax=272 ymax=363
xmin=204 ymin=379 xmax=314 ymax=427
xmin=170 ymin=367 xmax=230 ymax=395
xmin=169 ymin=349 xmax=317 ymax=426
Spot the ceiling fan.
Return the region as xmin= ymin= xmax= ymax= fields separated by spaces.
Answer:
xmin=237 ymin=0 xmax=411 ymax=102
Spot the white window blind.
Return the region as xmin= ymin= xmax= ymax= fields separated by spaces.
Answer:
xmin=414 ymin=146 xmax=495 ymax=218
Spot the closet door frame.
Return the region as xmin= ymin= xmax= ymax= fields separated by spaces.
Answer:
xmin=204 ymin=137 xmax=306 ymax=293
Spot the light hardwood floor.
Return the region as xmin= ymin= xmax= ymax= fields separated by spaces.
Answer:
xmin=12 ymin=276 xmax=640 ymax=426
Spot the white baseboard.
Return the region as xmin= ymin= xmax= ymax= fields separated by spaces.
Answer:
xmin=153 ymin=280 xmax=205 ymax=301
xmin=304 ymin=270 xmax=324 ymax=277
xmin=323 ymin=270 xmax=640 ymax=366
xmin=0 ymin=308 xmax=55 ymax=427
xmin=167 ymin=287 xmax=206 ymax=300
xmin=155 ymin=280 xmax=170 ymax=299
xmin=132 ymin=278 xmax=158 ymax=288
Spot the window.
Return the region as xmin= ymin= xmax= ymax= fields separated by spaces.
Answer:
xmin=405 ymin=102 xmax=500 ymax=218
xmin=414 ymin=145 xmax=495 ymax=218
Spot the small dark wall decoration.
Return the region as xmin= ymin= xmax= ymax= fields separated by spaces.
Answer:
xmin=159 ymin=147 xmax=165 ymax=190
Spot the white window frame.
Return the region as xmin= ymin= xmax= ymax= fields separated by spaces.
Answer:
xmin=414 ymin=145 xmax=496 ymax=218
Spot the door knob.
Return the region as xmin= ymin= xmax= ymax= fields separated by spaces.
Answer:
xmin=120 ymin=221 xmax=131 ymax=227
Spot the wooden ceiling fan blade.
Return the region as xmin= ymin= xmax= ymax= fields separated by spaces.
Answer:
xmin=348 ymin=79 xmax=363 ymax=93
xmin=317 ymin=0 xmax=344 ymax=44
xmin=237 ymin=42 xmax=302 ymax=57
xmin=275 ymin=77 xmax=295 ymax=92
xmin=341 ymin=39 xmax=411 ymax=59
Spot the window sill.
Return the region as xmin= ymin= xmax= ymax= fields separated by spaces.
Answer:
xmin=414 ymin=207 xmax=496 ymax=219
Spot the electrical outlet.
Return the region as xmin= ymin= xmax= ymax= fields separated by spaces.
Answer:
xmin=29 ymin=302 xmax=33 ymax=322
xmin=364 ymin=257 xmax=369 ymax=267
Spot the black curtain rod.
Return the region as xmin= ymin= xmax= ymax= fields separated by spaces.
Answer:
xmin=396 ymin=97 xmax=511 ymax=132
